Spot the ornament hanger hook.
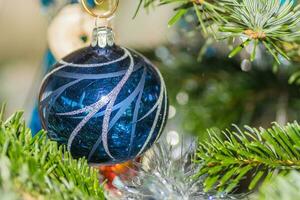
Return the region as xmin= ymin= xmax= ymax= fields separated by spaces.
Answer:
xmin=81 ymin=0 xmax=119 ymax=18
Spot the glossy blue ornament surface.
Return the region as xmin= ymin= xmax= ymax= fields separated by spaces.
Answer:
xmin=39 ymin=42 xmax=168 ymax=165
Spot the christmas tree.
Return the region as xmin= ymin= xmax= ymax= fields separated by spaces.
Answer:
xmin=131 ymin=0 xmax=300 ymax=199
xmin=2 ymin=0 xmax=300 ymax=199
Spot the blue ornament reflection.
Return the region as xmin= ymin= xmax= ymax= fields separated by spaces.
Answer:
xmin=39 ymin=44 xmax=168 ymax=165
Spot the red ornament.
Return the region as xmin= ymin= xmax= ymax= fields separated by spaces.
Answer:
xmin=99 ymin=158 xmax=140 ymax=193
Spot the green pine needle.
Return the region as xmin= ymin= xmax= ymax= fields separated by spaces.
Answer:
xmin=0 ymin=108 xmax=105 ymax=199
xmin=219 ymin=0 xmax=300 ymax=63
xmin=136 ymin=0 xmax=300 ymax=63
xmin=195 ymin=122 xmax=300 ymax=194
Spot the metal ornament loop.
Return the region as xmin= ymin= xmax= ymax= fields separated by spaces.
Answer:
xmin=81 ymin=0 xmax=119 ymax=18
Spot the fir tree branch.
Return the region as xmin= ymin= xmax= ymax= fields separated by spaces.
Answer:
xmin=195 ymin=122 xmax=300 ymax=194
xmin=137 ymin=0 xmax=300 ymax=63
xmin=0 ymin=107 xmax=105 ymax=199
xmin=218 ymin=0 xmax=300 ymax=63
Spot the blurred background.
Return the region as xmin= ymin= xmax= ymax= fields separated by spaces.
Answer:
xmin=0 ymin=0 xmax=173 ymax=119
xmin=1 ymin=0 xmax=300 ymax=142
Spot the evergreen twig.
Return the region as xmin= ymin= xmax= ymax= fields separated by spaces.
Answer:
xmin=0 ymin=108 xmax=105 ymax=199
xmin=195 ymin=122 xmax=300 ymax=194
xmin=218 ymin=0 xmax=300 ymax=63
xmin=137 ymin=0 xmax=300 ymax=63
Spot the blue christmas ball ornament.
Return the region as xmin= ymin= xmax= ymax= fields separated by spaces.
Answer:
xmin=39 ymin=27 xmax=168 ymax=165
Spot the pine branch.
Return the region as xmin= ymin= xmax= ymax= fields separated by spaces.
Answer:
xmin=195 ymin=122 xmax=300 ymax=194
xmin=137 ymin=0 xmax=300 ymax=63
xmin=0 ymin=106 xmax=105 ymax=199
xmin=219 ymin=0 xmax=300 ymax=63
xmin=136 ymin=0 xmax=224 ymax=35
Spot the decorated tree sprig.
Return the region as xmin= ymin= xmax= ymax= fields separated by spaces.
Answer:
xmin=0 ymin=106 xmax=105 ymax=199
xmin=219 ymin=0 xmax=300 ymax=63
xmin=195 ymin=122 xmax=300 ymax=194
xmin=137 ymin=0 xmax=300 ymax=63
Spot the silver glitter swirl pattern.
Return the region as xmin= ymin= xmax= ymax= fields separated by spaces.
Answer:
xmin=137 ymin=72 xmax=165 ymax=156
xmin=130 ymin=48 xmax=168 ymax=155
xmin=40 ymin=51 xmax=129 ymax=98
xmin=87 ymin=67 xmax=147 ymax=161
xmin=40 ymin=50 xmax=130 ymax=122
xmin=66 ymin=48 xmax=134 ymax=153
xmin=100 ymin=48 xmax=135 ymax=159
xmin=41 ymin=47 xmax=166 ymax=162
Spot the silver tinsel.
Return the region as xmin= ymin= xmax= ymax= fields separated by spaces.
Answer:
xmin=112 ymin=135 xmax=206 ymax=200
